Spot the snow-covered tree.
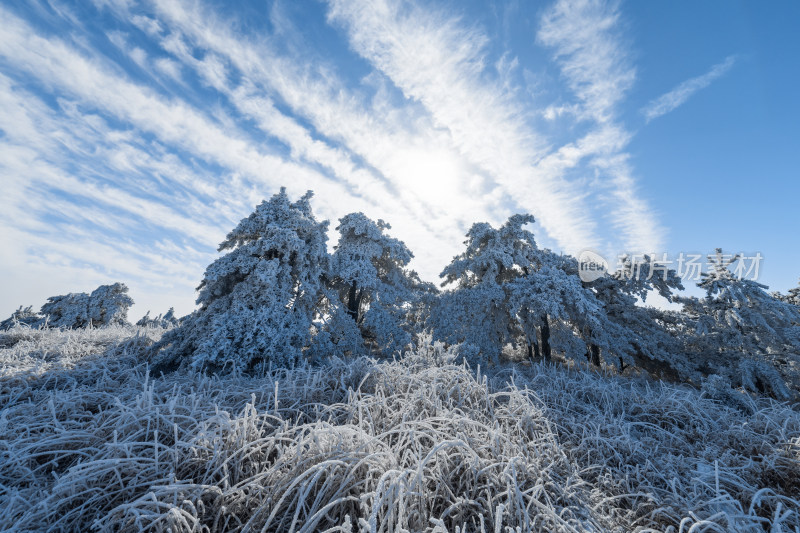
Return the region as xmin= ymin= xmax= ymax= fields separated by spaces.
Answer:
xmin=0 ymin=306 xmax=42 ymax=330
xmin=430 ymin=215 xmax=629 ymax=367
xmin=37 ymin=283 xmax=134 ymax=329
xmin=153 ymin=188 xmax=329 ymax=372
xmin=677 ymin=249 xmax=800 ymax=398
xmin=680 ymin=249 xmax=800 ymax=355
xmin=321 ymin=213 xmax=431 ymax=357
xmin=508 ymin=251 xmax=619 ymax=365
xmin=788 ymin=281 xmax=800 ymax=306
xmin=584 ymin=254 xmax=685 ymax=373
xmin=430 ymin=214 xmax=539 ymax=363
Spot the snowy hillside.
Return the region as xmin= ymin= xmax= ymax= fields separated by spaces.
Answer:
xmin=2 ymin=325 xmax=798 ymax=532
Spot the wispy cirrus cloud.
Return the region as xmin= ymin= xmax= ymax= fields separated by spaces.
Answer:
xmin=537 ymin=0 xmax=662 ymax=254
xmin=0 ymin=5 xmax=347 ymax=316
xmin=0 ymin=69 xmax=223 ymax=316
xmin=642 ymin=55 xmax=737 ymax=122
xmin=537 ymin=0 xmax=635 ymax=124
xmin=0 ymin=1 xmax=475 ymax=316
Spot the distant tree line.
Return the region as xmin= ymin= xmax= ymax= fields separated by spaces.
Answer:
xmin=4 ymin=188 xmax=799 ymax=400
xmin=1 ymin=283 xmax=134 ymax=330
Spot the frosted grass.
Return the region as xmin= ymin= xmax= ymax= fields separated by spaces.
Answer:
xmin=1 ymin=326 xmax=798 ymax=532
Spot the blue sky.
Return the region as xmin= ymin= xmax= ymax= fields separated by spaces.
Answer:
xmin=1 ymin=0 xmax=798 ymax=320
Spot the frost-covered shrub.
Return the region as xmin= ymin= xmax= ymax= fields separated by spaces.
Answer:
xmin=0 ymin=306 xmax=42 ymax=330
xmin=152 ymin=188 xmax=329 ymax=372
xmin=701 ymin=374 xmax=756 ymax=414
xmin=34 ymin=282 xmax=134 ymax=329
xmin=737 ymin=356 xmax=792 ymax=400
xmin=404 ymin=333 xmax=480 ymax=367
xmin=775 ymin=278 xmax=800 ymax=306
xmin=40 ymin=292 xmax=91 ymax=328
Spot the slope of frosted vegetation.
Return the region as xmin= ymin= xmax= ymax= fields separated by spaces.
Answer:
xmin=1 ymin=326 xmax=799 ymax=532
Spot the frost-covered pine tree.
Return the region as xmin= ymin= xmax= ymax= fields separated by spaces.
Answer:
xmin=788 ymin=281 xmax=800 ymax=306
xmin=585 ymin=254 xmax=685 ymax=373
xmin=37 ymin=283 xmax=134 ymax=329
xmin=680 ymin=249 xmax=800 ymax=355
xmin=678 ymin=249 xmax=800 ymax=398
xmin=153 ymin=188 xmax=329 ymax=372
xmin=508 ymin=251 xmax=619 ymax=365
xmin=322 ymin=213 xmax=427 ymax=356
xmin=161 ymin=307 xmax=179 ymax=326
xmin=430 ymin=214 xmax=539 ymax=364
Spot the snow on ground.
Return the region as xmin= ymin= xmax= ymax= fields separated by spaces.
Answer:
xmin=1 ymin=326 xmax=798 ymax=532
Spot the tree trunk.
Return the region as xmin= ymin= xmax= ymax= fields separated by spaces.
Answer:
xmin=587 ymin=343 xmax=600 ymax=367
xmin=355 ymin=289 xmax=364 ymax=323
xmin=540 ymin=314 xmax=551 ymax=362
xmin=347 ymin=281 xmax=359 ymax=321
xmin=527 ymin=340 xmax=541 ymax=363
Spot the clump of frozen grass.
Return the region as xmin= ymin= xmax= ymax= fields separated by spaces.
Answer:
xmin=502 ymin=364 xmax=800 ymax=532
xmin=0 ymin=323 xmax=165 ymax=379
xmin=1 ymin=328 xmax=798 ymax=532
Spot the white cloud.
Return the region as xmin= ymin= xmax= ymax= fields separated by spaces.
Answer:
xmin=150 ymin=19 xmax=426 ymax=226
xmin=131 ymin=14 xmax=163 ymax=37
xmin=129 ymin=46 xmax=148 ymax=69
xmin=642 ymin=55 xmax=737 ymax=122
xmin=0 ymin=6 xmax=349 ymax=210
xmin=153 ymin=57 xmax=182 ymax=82
xmin=106 ymin=30 xmax=128 ymax=50
xmin=106 ymin=30 xmax=148 ymax=70
xmin=0 ymin=73 xmax=222 ymax=317
xmin=538 ymin=0 xmax=635 ymax=124
xmin=0 ymin=2 xmax=472 ymax=320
